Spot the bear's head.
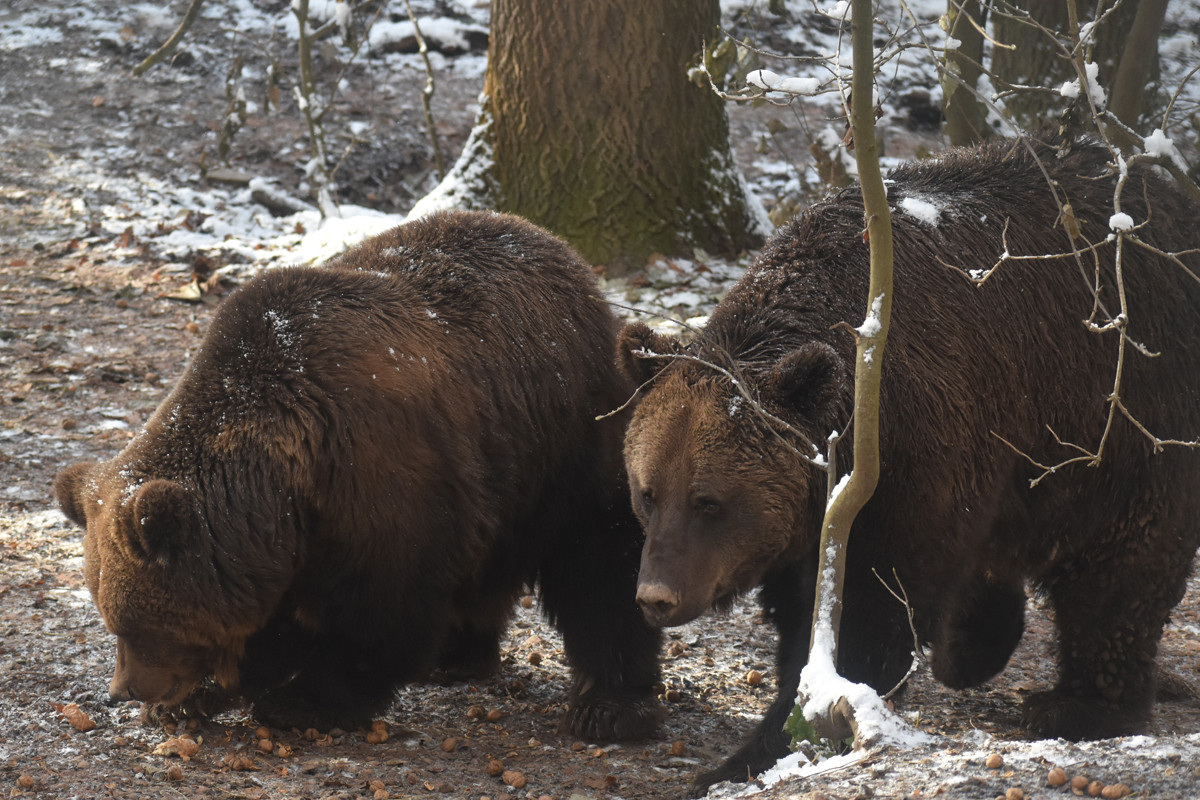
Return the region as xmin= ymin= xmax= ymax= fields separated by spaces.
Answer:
xmin=617 ymin=322 xmax=848 ymax=628
xmin=54 ymin=461 xmax=247 ymax=705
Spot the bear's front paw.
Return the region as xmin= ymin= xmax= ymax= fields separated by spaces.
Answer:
xmin=560 ymin=692 xmax=663 ymax=742
xmin=1021 ymin=689 xmax=1148 ymax=741
xmin=140 ymin=681 xmax=238 ymax=727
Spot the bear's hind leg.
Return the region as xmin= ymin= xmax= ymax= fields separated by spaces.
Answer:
xmin=539 ymin=515 xmax=663 ymax=742
xmin=1024 ymin=507 xmax=1195 ymax=740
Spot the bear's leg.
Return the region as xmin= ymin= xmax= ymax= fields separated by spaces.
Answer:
xmin=690 ymin=555 xmax=914 ymax=797
xmin=1023 ymin=513 xmax=1195 ymax=740
xmin=250 ymin=640 xmax=399 ymax=732
xmin=932 ymin=576 xmax=1026 ymax=689
xmin=689 ymin=558 xmax=813 ymax=796
xmin=433 ymin=621 xmax=504 ymax=681
xmin=539 ymin=515 xmax=663 ymax=742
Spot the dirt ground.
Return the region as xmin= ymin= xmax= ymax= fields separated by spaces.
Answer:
xmin=3 ymin=1 xmax=1200 ymax=799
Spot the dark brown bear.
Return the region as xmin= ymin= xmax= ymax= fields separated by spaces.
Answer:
xmin=619 ymin=137 xmax=1200 ymax=794
xmin=54 ymin=210 xmax=662 ymax=739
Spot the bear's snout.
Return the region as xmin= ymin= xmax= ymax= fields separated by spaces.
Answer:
xmin=635 ymin=582 xmax=681 ymax=627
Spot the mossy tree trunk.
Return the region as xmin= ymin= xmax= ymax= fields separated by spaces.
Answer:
xmin=415 ymin=0 xmax=766 ymax=276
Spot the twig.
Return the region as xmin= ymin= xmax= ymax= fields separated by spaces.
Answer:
xmin=872 ymin=568 xmax=925 ymax=700
xmin=132 ymin=0 xmax=206 ymax=76
xmin=403 ymin=0 xmax=446 ymax=180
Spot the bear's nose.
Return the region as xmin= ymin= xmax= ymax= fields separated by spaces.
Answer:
xmin=108 ymin=676 xmax=134 ymax=704
xmin=636 ymin=582 xmax=680 ymax=624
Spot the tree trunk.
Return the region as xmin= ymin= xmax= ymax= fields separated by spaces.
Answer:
xmin=990 ymin=0 xmax=1144 ymax=129
xmin=412 ymin=0 xmax=767 ymax=276
xmin=941 ymin=0 xmax=991 ymax=145
xmin=1107 ymin=0 xmax=1169 ymax=131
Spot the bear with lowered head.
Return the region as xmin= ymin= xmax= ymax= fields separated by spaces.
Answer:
xmin=55 ymin=210 xmax=662 ymax=739
xmin=619 ymin=137 xmax=1200 ymax=795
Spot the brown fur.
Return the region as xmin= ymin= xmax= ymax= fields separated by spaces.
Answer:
xmin=620 ymin=137 xmax=1200 ymax=794
xmin=55 ymin=210 xmax=662 ymax=738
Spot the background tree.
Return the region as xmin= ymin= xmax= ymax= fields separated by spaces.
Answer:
xmin=942 ymin=0 xmax=1167 ymax=145
xmin=411 ymin=0 xmax=768 ymax=276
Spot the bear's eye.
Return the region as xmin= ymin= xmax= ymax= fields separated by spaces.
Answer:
xmin=696 ymin=498 xmax=722 ymax=517
xmin=640 ymin=489 xmax=655 ymax=508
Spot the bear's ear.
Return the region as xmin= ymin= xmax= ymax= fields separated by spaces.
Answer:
xmin=765 ymin=342 xmax=847 ymax=422
xmin=54 ymin=462 xmax=97 ymax=527
xmin=127 ymin=480 xmax=196 ymax=559
xmin=617 ymin=322 xmax=682 ymax=386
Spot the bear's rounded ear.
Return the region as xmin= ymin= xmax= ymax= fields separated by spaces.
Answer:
xmin=128 ymin=480 xmax=196 ymax=559
xmin=766 ymin=342 xmax=847 ymax=422
xmin=617 ymin=322 xmax=682 ymax=386
xmin=54 ymin=462 xmax=97 ymax=527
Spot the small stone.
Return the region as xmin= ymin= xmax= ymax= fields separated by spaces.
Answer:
xmin=501 ymin=769 xmax=526 ymax=789
xmin=1088 ymin=780 xmax=1104 ymax=797
xmin=254 ymin=726 xmax=271 ymax=740
xmin=1005 ymin=788 xmax=1024 ymax=800
xmin=486 ymin=709 xmax=503 ymax=722
xmin=441 ymin=737 xmax=457 ymax=752
xmin=368 ymin=780 xmax=385 ymax=792
xmin=1071 ymin=775 xmax=1090 ymax=792
xmin=520 ymin=595 xmax=534 ymax=609
xmin=166 ymin=764 xmax=184 ymax=781
xmin=1048 ymin=767 xmax=1068 ymax=787
xmin=257 ymin=738 xmax=274 ymax=754
xmin=374 ymin=790 xmax=389 ymax=800
xmin=486 ymin=759 xmax=505 ymax=776
xmin=304 ymin=728 xmax=321 ymax=741
xmin=668 ymin=741 xmax=685 ymax=756
xmin=275 ymin=744 xmax=293 ymax=758
xmin=1100 ymin=785 xmax=1130 ymax=799
xmin=16 ymin=775 xmax=33 ymax=789
xmin=570 ymin=741 xmax=585 ymax=752
xmin=745 ymin=669 xmax=763 ymax=686
xmin=366 ymin=730 xmax=388 ymax=744
xmin=528 ymin=651 xmax=543 ymax=666
xmin=467 ymin=705 xmax=485 ymax=720
xmin=985 ymin=754 xmax=1004 ymax=769
xmin=185 ymin=321 xmax=200 ymax=334
xmin=61 ymin=418 xmax=77 ymax=430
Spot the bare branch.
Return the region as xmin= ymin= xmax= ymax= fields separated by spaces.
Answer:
xmin=132 ymin=0 xmax=206 ymax=77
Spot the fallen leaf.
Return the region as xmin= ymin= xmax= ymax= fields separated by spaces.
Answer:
xmin=51 ymin=701 xmax=96 ymax=732
xmin=153 ymin=736 xmax=200 ymax=760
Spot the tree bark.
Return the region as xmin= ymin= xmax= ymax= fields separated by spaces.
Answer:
xmin=1107 ymin=0 xmax=1169 ymax=131
xmin=990 ymin=0 xmax=1144 ymax=128
xmin=941 ymin=0 xmax=991 ymax=145
xmin=415 ymin=0 xmax=766 ymax=276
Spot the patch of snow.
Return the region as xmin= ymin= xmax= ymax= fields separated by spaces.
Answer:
xmin=1108 ymin=212 xmax=1135 ymax=232
xmin=855 ymin=293 xmax=885 ymax=337
xmin=897 ymin=195 xmax=940 ymax=226
xmin=747 ymin=69 xmax=821 ymax=96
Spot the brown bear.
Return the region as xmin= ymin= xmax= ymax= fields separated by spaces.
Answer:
xmin=54 ymin=209 xmax=662 ymax=740
xmin=618 ymin=137 xmax=1200 ymax=794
